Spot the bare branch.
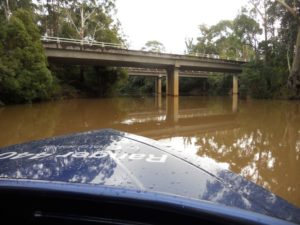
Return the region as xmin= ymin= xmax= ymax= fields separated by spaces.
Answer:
xmin=65 ymin=9 xmax=81 ymax=36
xmin=92 ymin=22 xmax=104 ymax=39
xmin=249 ymin=0 xmax=264 ymax=19
xmin=276 ymin=0 xmax=299 ymax=21
xmin=83 ymin=8 xmax=96 ymax=23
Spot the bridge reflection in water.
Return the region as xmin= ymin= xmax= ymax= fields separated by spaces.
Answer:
xmin=0 ymin=96 xmax=238 ymax=148
xmin=0 ymin=96 xmax=299 ymax=208
xmin=120 ymin=95 xmax=239 ymax=140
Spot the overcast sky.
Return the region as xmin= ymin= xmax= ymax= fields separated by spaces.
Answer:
xmin=116 ymin=0 xmax=248 ymax=53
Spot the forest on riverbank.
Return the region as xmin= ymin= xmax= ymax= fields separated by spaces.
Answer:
xmin=0 ymin=0 xmax=299 ymax=105
xmin=186 ymin=0 xmax=300 ymax=99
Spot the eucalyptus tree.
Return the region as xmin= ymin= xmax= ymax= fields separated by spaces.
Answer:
xmin=1 ymin=0 xmax=11 ymax=20
xmin=0 ymin=0 xmax=34 ymax=20
xmin=142 ymin=40 xmax=166 ymax=53
xmin=192 ymin=16 xmax=260 ymax=60
xmin=233 ymin=13 xmax=262 ymax=58
xmin=39 ymin=0 xmax=61 ymax=36
xmin=247 ymin=0 xmax=281 ymax=63
xmin=184 ymin=38 xmax=194 ymax=54
xmin=57 ymin=0 xmax=120 ymax=42
xmin=186 ymin=13 xmax=262 ymax=96
xmin=248 ymin=0 xmax=270 ymax=43
xmin=275 ymin=0 xmax=300 ymax=97
xmin=39 ymin=0 xmax=127 ymax=97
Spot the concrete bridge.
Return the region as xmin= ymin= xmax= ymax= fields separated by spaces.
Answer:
xmin=126 ymin=68 xmax=214 ymax=78
xmin=42 ymin=36 xmax=245 ymax=96
xmin=126 ymin=68 xmax=216 ymax=94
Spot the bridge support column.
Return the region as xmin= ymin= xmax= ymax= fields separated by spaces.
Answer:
xmin=166 ymin=96 xmax=179 ymax=123
xmin=155 ymin=94 xmax=162 ymax=109
xmin=155 ymin=76 xmax=162 ymax=94
xmin=232 ymin=93 xmax=238 ymax=113
xmin=233 ymin=75 xmax=238 ymax=94
xmin=167 ymin=67 xmax=179 ymax=96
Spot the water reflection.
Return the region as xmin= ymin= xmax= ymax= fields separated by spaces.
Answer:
xmin=194 ymin=101 xmax=300 ymax=207
xmin=0 ymin=96 xmax=299 ymax=207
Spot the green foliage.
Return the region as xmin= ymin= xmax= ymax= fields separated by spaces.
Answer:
xmin=38 ymin=0 xmax=126 ymax=98
xmin=120 ymin=76 xmax=157 ymax=95
xmin=83 ymin=66 xmax=128 ymax=97
xmin=240 ymin=60 xmax=288 ymax=99
xmin=0 ymin=9 xmax=56 ymax=104
xmin=180 ymin=78 xmax=209 ymax=95
xmin=38 ymin=0 xmax=122 ymax=43
xmin=1 ymin=0 xmax=298 ymax=102
xmin=192 ymin=15 xmax=260 ymax=60
xmin=205 ymin=75 xmax=232 ymax=96
xmin=240 ymin=61 xmax=270 ymax=98
xmin=0 ymin=0 xmax=127 ymax=103
xmin=50 ymin=64 xmax=128 ymax=97
xmin=5 ymin=0 xmax=33 ymax=11
xmin=142 ymin=40 xmax=166 ymax=53
xmin=187 ymin=1 xmax=300 ymax=99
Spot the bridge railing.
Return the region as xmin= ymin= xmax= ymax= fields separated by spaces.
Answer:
xmin=41 ymin=36 xmax=126 ymax=49
xmin=41 ymin=36 xmax=248 ymax=62
xmin=187 ymin=52 xmax=248 ymax=62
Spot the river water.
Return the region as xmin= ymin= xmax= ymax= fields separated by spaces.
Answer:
xmin=0 ymin=96 xmax=299 ymax=207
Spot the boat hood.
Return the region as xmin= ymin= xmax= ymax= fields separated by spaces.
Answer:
xmin=0 ymin=129 xmax=299 ymax=224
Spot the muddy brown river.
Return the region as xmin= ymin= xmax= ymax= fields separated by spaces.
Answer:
xmin=0 ymin=96 xmax=299 ymax=207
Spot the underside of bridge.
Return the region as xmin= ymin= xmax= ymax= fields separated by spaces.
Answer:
xmin=163 ymin=66 xmax=239 ymax=97
xmin=43 ymin=42 xmax=243 ymax=96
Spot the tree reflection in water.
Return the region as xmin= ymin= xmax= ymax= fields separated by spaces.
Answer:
xmin=197 ymin=101 xmax=300 ymax=207
xmin=0 ymin=96 xmax=299 ymax=207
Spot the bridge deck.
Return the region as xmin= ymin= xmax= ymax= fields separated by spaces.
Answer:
xmin=42 ymin=39 xmax=245 ymax=73
xmin=42 ymin=37 xmax=244 ymax=96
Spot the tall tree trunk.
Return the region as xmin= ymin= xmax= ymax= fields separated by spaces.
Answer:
xmin=288 ymin=25 xmax=300 ymax=98
xmin=250 ymin=0 xmax=269 ymax=62
xmin=275 ymin=0 xmax=300 ymax=98
xmin=4 ymin=0 xmax=11 ymax=20
xmin=80 ymin=6 xmax=85 ymax=40
xmin=263 ymin=0 xmax=268 ymax=62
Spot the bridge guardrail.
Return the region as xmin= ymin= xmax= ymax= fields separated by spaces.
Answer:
xmin=41 ymin=36 xmax=248 ymax=62
xmin=187 ymin=52 xmax=248 ymax=62
xmin=41 ymin=36 xmax=126 ymax=49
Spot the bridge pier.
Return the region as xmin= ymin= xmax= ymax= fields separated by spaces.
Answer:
xmin=233 ymin=75 xmax=238 ymax=94
xmin=155 ymin=94 xmax=162 ymax=109
xmin=166 ymin=96 xmax=179 ymax=123
xmin=167 ymin=67 xmax=179 ymax=96
xmin=232 ymin=93 xmax=238 ymax=113
xmin=155 ymin=76 xmax=162 ymax=94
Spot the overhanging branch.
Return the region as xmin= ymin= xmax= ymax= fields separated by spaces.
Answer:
xmin=276 ymin=0 xmax=299 ymax=22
